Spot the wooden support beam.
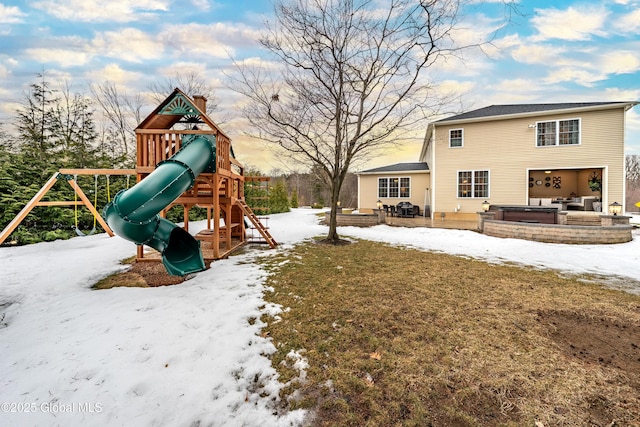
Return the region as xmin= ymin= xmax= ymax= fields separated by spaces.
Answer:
xmin=0 ymin=170 xmax=122 ymax=245
xmin=59 ymin=168 xmax=136 ymax=175
xmin=213 ymin=176 xmax=221 ymax=259
xmin=37 ymin=201 xmax=85 ymax=206
xmin=0 ymin=172 xmax=60 ymax=245
xmin=65 ymin=178 xmax=115 ymax=237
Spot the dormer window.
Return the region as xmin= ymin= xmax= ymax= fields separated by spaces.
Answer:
xmin=536 ymin=119 xmax=580 ymax=146
xmin=449 ymin=129 xmax=463 ymax=148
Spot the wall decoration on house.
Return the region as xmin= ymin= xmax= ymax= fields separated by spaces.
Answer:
xmin=588 ymin=171 xmax=601 ymax=192
xmin=536 ymin=180 xmax=542 ymax=185
xmin=545 ymin=182 xmax=551 ymax=187
xmin=545 ymin=177 xmax=551 ymax=181
xmin=552 ymin=176 xmax=561 ymax=189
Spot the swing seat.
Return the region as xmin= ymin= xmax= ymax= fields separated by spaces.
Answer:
xmin=75 ymin=226 xmax=97 ymax=237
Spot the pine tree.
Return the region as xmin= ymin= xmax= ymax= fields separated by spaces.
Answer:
xmin=51 ymin=84 xmax=99 ymax=168
xmin=6 ymin=74 xmax=99 ymax=243
xmin=16 ymin=72 xmax=58 ymax=165
xmin=269 ymin=180 xmax=290 ymax=214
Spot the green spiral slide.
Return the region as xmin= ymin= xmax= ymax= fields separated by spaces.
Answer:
xmin=103 ymin=134 xmax=216 ymax=276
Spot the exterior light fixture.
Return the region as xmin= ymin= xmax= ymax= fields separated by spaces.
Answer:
xmin=528 ymin=124 xmax=536 ymax=129
xmin=544 ymin=170 xmax=552 ymax=174
xmin=376 ymin=199 xmax=382 ymax=210
xmin=337 ymin=200 xmax=341 ymax=207
xmin=608 ymin=201 xmax=622 ymax=216
xmin=481 ymin=201 xmax=490 ymax=212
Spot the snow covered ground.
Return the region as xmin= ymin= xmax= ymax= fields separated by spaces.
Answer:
xmin=1 ymin=208 xmax=639 ymax=426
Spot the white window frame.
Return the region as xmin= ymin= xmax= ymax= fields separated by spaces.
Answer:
xmin=449 ymin=128 xmax=464 ymax=148
xmin=457 ymin=170 xmax=489 ymax=198
xmin=378 ymin=176 xmax=411 ymax=198
xmin=535 ymin=118 xmax=581 ymax=147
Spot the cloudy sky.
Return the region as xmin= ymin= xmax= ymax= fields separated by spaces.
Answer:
xmin=0 ymin=0 xmax=639 ymax=171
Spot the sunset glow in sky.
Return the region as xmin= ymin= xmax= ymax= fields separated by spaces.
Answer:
xmin=1 ymin=0 xmax=639 ymax=171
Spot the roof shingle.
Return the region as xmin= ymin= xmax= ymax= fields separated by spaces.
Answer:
xmin=359 ymin=162 xmax=429 ymax=174
xmin=436 ymin=102 xmax=632 ymax=123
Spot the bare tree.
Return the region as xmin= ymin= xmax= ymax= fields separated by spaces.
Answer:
xmin=229 ymin=0 xmax=516 ymax=243
xmin=91 ymin=82 xmax=143 ymax=164
xmin=627 ymin=154 xmax=640 ymax=186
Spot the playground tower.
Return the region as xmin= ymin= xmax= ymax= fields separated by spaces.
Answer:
xmin=105 ymin=88 xmax=275 ymax=275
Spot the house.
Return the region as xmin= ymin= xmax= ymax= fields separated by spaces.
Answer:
xmin=357 ymin=162 xmax=430 ymax=214
xmin=358 ymin=102 xmax=638 ymax=219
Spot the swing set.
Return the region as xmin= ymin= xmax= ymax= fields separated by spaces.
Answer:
xmin=0 ymin=168 xmax=135 ymax=245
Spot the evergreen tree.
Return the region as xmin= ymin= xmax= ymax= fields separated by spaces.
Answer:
xmin=269 ymin=180 xmax=290 ymax=214
xmin=16 ymin=72 xmax=58 ymax=164
xmin=244 ymin=166 xmax=270 ymax=215
xmin=5 ymin=73 xmax=99 ymax=243
xmin=51 ymin=83 xmax=99 ymax=168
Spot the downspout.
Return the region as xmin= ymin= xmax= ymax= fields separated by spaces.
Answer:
xmin=430 ymin=124 xmax=436 ymax=219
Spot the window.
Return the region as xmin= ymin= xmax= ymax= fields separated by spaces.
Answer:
xmin=399 ymin=177 xmax=410 ymax=198
xmin=378 ymin=177 xmax=411 ymax=198
xmin=449 ymin=129 xmax=463 ymax=147
xmin=536 ymin=119 xmax=580 ymax=146
xmin=458 ymin=170 xmax=489 ymax=198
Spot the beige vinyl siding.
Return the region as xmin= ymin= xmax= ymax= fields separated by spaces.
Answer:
xmin=358 ymin=172 xmax=430 ymax=211
xmin=432 ymin=108 xmax=626 ymax=213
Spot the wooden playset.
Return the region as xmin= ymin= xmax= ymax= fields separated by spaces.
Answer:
xmin=0 ymin=89 xmax=276 ymax=274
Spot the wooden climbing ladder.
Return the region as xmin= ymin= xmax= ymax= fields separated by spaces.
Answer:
xmin=236 ymin=200 xmax=277 ymax=248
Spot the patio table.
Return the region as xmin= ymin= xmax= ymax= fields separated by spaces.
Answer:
xmin=397 ymin=203 xmax=415 ymax=218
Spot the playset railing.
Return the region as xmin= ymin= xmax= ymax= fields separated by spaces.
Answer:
xmin=136 ymin=129 xmax=232 ymax=173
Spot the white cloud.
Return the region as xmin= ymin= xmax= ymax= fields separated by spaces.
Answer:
xmin=542 ymin=67 xmax=605 ymax=87
xmin=32 ymin=0 xmax=169 ymax=23
xmin=91 ymin=28 xmax=164 ymax=62
xmin=613 ymin=8 xmax=640 ymax=34
xmin=602 ymin=87 xmax=640 ymax=101
xmin=161 ymin=23 xmax=261 ymax=59
xmin=157 ymin=62 xmax=209 ymax=79
xmin=599 ymin=50 xmax=640 ymax=74
xmin=489 ymin=78 xmax=539 ymax=93
xmin=25 ymin=47 xmax=91 ymax=67
xmin=85 ymin=64 xmax=144 ymax=86
xmin=162 ymin=25 xmax=232 ymax=58
xmin=0 ymin=4 xmax=26 ymax=24
xmin=436 ymin=79 xmax=475 ymax=97
xmin=511 ymin=43 xmax=567 ymax=65
xmin=190 ymin=0 xmax=211 ymax=11
xmin=531 ymin=6 xmax=608 ymax=41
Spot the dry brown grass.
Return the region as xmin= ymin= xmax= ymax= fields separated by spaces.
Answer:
xmin=92 ymin=257 xmax=187 ymax=289
xmin=259 ymin=239 xmax=640 ymax=426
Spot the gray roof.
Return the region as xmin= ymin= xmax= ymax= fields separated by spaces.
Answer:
xmin=436 ymin=102 xmax=634 ymax=123
xmin=359 ymin=162 xmax=429 ymax=174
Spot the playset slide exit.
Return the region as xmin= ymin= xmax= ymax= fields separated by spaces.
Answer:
xmin=103 ymin=134 xmax=216 ymax=276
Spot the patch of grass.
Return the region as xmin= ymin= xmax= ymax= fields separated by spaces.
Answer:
xmin=259 ymin=239 xmax=640 ymax=426
xmin=92 ymin=272 xmax=149 ymax=289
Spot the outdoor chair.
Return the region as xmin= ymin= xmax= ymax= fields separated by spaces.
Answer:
xmin=412 ymin=205 xmax=420 ymax=217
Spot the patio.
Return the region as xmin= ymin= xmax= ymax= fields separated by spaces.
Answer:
xmin=383 ymin=211 xmax=608 ymax=231
xmin=384 ymin=214 xmax=478 ymax=230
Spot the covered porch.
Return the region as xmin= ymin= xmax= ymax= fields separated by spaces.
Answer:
xmin=527 ymin=168 xmax=603 ymax=212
